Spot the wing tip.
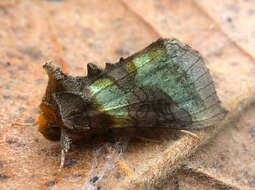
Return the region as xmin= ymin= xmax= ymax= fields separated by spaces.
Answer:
xmin=190 ymin=107 xmax=228 ymax=129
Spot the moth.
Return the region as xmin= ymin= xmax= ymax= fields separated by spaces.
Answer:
xmin=38 ymin=38 xmax=227 ymax=168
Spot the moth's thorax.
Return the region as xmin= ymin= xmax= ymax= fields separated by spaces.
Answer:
xmin=38 ymin=62 xmax=93 ymax=140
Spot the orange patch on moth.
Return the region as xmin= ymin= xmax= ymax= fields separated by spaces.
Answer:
xmin=38 ymin=113 xmax=60 ymax=141
xmin=38 ymin=104 xmax=64 ymax=131
xmin=38 ymin=113 xmax=49 ymax=134
xmin=40 ymin=104 xmax=58 ymax=121
xmin=125 ymin=60 xmax=137 ymax=75
xmin=38 ymin=104 xmax=62 ymax=141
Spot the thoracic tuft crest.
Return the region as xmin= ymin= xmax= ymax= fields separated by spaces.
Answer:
xmin=87 ymin=63 xmax=103 ymax=76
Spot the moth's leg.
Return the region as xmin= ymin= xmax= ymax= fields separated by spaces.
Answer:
xmin=179 ymin=130 xmax=200 ymax=141
xmin=59 ymin=128 xmax=72 ymax=170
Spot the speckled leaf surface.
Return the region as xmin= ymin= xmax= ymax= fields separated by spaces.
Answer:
xmin=0 ymin=0 xmax=255 ymax=190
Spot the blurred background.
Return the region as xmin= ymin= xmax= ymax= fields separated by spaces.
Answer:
xmin=0 ymin=0 xmax=255 ymax=189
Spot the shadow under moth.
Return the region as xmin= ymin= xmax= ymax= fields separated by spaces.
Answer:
xmin=38 ymin=38 xmax=227 ymax=168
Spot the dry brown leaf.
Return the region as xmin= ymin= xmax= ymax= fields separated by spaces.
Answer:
xmin=0 ymin=0 xmax=255 ymax=189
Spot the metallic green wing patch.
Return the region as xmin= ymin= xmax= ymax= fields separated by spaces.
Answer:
xmin=87 ymin=38 xmax=227 ymax=129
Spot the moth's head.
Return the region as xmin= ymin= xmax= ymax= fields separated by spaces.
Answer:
xmin=38 ymin=62 xmax=66 ymax=141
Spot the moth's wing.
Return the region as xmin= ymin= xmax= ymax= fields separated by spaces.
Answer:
xmin=54 ymin=92 xmax=90 ymax=131
xmin=105 ymin=86 xmax=194 ymax=129
xmin=88 ymin=38 xmax=227 ymax=129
